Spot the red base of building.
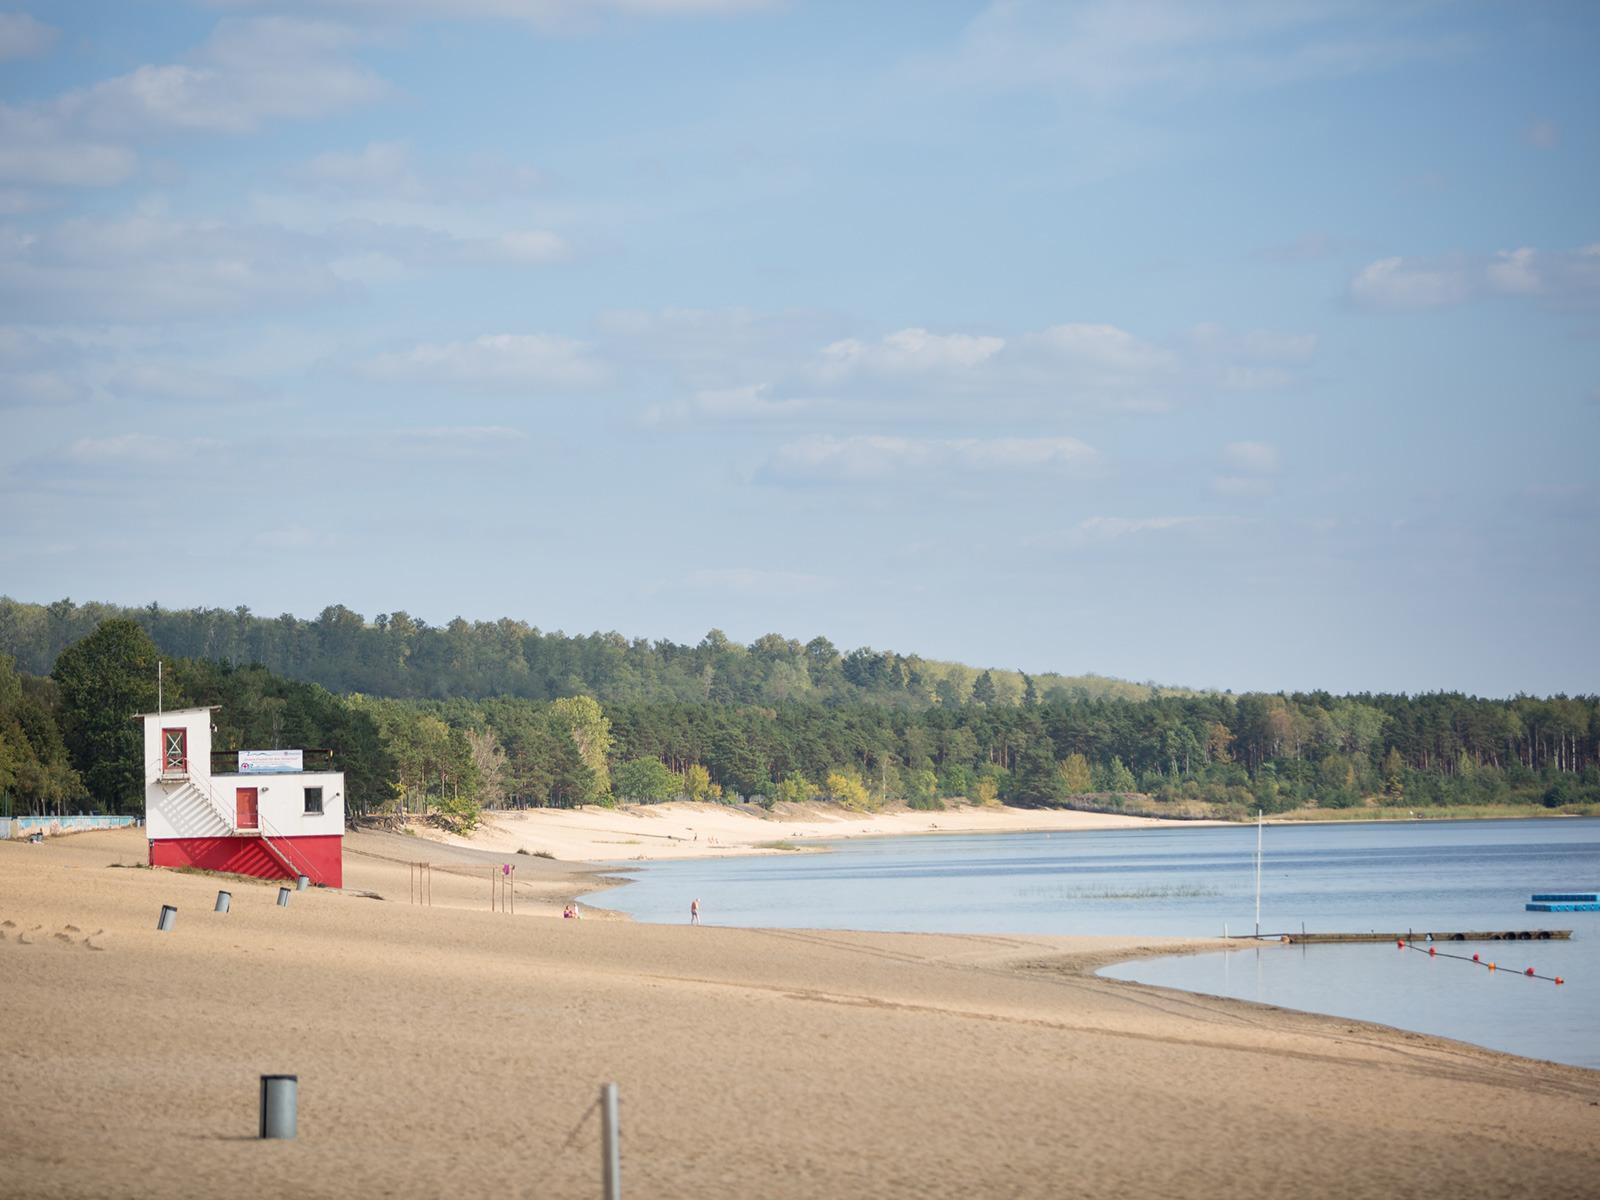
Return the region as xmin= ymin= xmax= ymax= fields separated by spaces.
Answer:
xmin=149 ymin=835 xmax=342 ymax=888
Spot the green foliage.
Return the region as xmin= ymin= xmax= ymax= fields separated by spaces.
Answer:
xmin=0 ymin=596 xmax=1176 ymax=710
xmin=10 ymin=599 xmax=1600 ymax=828
xmin=612 ymin=757 xmax=680 ymax=803
xmin=51 ymin=619 xmax=158 ymax=813
xmin=0 ymin=655 xmax=87 ymax=817
xmin=1058 ymin=752 xmax=1093 ymax=794
xmin=1094 ymin=756 xmax=1137 ymax=794
xmin=904 ymin=768 xmax=940 ymax=809
xmin=772 ymin=774 xmax=814 ymax=807
xmin=826 ymin=770 xmax=873 ymax=812
xmin=970 ymin=670 xmax=997 ymax=707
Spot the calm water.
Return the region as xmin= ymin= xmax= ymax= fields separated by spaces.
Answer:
xmin=585 ymin=818 xmax=1600 ymax=1069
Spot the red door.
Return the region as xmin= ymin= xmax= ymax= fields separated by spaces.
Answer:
xmin=235 ymin=788 xmax=259 ymax=830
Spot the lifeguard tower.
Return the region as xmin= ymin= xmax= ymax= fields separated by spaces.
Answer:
xmin=140 ymin=706 xmax=344 ymax=887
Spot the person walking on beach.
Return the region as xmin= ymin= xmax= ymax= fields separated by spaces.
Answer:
xmin=690 ymin=898 xmax=701 ymax=925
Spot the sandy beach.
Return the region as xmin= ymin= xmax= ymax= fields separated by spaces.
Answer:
xmin=423 ymin=800 xmax=1214 ymax=863
xmin=3 ymin=826 xmax=1597 ymax=1199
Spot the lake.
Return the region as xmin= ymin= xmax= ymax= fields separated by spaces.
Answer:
xmin=584 ymin=817 xmax=1599 ymax=1069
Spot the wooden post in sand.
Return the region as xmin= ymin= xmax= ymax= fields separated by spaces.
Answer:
xmin=600 ymin=1082 xmax=620 ymax=1200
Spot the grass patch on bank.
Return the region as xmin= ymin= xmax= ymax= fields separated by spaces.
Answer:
xmin=1019 ymin=883 xmax=1221 ymax=901
xmin=1271 ymin=803 xmax=1598 ymax=822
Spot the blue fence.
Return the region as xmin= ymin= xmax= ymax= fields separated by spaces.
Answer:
xmin=1 ymin=814 xmax=142 ymax=839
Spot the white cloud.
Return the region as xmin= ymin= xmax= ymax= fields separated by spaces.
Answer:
xmin=932 ymin=0 xmax=1458 ymax=101
xmin=0 ymin=12 xmax=57 ymax=61
xmin=1351 ymin=246 xmax=1600 ymax=310
xmin=1349 ymin=255 xmax=1471 ymax=309
xmin=1068 ymin=515 xmax=1217 ymax=542
xmin=0 ymin=18 xmax=384 ymax=187
xmin=0 ymin=108 xmax=137 ymax=187
xmin=360 ymin=334 xmax=608 ymax=392
xmin=65 ymin=433 xmax=224 ymax=465
xmin=609 ymin=311 xmax=1304 ymax=426
xmin=0 ymin=208 xmax=569 ymax=321
xmin=643 ymin=382 xmax=815 ymax=426
xmin=65 ymin=19 xmax=385 ymax=137
xmin=485 ymin=229 xmax=569 ymax=264
xmin=1222 ymin=440 xmax=1279 ymax=473
xmin=297 ymin=140 xmax=421 ymax=195
xmin=0 ymin=215 xmax=347 ymax=320
xmin=761 ymin=434 xmax=1097 ymax=484
xmin=0 ymin=369 xmax=91 ymax=407
xmin=821 ymin=327 xmax=1005 ymax=375
xmin=108 ymin=362 xmax=264 ymax=405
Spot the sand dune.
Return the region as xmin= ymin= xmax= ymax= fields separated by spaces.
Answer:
xmin=2 ymin=827 xmax=1596 ymax=1199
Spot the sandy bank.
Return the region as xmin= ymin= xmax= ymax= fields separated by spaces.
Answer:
xmin=2 ymin=826 xmax=1596 ymax=1199
xmin=422 ymin=800 xmax=1210 ymax=864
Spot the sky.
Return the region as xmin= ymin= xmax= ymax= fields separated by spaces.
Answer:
xmin=1 ymin=1 xmax=1596 ymax=697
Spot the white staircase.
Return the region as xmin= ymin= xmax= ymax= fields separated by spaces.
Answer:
xmin=154 ymin=773 xmax=318 ymax=884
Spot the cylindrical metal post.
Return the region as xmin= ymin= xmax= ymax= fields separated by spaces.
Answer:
xmin=296 ymin=874 xmax=309 ymax=891
xmin=157 ymin=904 xmax=177 ymax=931
xmin=259 ymin=1074 xmax=298 ymax=1139
xmin=600 ymin=1082 xmax=620 ymax=1200
xmin=214 ymin=891 xmax=231 ymax=914
xmin=277 ymin=887 xmax=291 ymax=907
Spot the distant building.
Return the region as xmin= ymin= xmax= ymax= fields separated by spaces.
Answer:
xmin=139 ymin=706 xmax=344 ymax=887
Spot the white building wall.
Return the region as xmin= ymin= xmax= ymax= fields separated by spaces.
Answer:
xmin=142 ymin=709 xmax=224 ymax=838
xmin=209 ymin=772 xmax=345 ymax=839
xmin=140 ymin=708 xmax=345 ymax=840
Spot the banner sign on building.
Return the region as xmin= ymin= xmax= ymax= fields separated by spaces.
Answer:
xmin=239 ymin=749 xmax=303 ymax=774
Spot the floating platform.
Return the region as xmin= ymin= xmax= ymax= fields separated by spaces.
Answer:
xmin=1526 ymin=902 xmax=1599 ymax=912
xmin=1530 ymin=893 xmax=1597 ymax=903
xmin=1271 ymin=930 xmax=1573 ymax=944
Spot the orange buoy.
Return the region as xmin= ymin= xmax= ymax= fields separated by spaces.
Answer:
xmin=1488 ymin=962 xmax=1496 ymax=971
xmin=1397 ymin=939 xmax=1405 ymax=948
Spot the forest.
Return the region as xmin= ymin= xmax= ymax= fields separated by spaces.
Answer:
xmin=1 ymin=598 xmax=1597 ymax=828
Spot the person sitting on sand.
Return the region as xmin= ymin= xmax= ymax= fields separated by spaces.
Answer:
xmin=562 ymin=903 xmax=580 ymax=920
xmin=690 ymin=898 xmax=701 ymax=925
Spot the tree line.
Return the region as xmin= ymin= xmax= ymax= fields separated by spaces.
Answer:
xmin=2 ymin=616 xmax=1596 ymax=827
xmin=0 ymin=596 xmax=1166 ymax=709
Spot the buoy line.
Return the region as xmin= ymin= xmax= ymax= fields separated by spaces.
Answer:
xmin=1397 ymin=938 xmax=1565 ymax=985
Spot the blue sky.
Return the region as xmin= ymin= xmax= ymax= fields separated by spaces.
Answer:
xmin=1 ymin=1 xmax=1595 ymax=695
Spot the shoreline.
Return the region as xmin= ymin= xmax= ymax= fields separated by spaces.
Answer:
xmin=3 ymin=827 xmax=1597 ymax=1197
xmin=410 ymin=800 xmax=1224 ymax=868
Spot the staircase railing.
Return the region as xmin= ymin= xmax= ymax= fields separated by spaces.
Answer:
xmin=159 ymin=773 xmax=237 ymax=835
xmin=258 ymin=810 xmax=319 ymax=885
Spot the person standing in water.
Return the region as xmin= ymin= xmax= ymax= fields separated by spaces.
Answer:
xmin=690 ymin=897 xmax=701 ymax=925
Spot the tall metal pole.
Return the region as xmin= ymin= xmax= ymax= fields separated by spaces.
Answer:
xmin=157 ymin=660 xmax=163 ymax=716
xmin=1253 ymin=810 xmax=1262 ymax=937
xmin=600 ymin=1082 xmax=621 ymax=1200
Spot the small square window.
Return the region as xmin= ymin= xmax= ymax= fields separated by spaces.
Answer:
xmin=304 ymin=787 xmax=323 ymax=816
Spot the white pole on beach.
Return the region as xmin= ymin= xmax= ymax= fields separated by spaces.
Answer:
xmin=600 ymin=1082 xmax=621 ymax=1200
xmin=1254 ymin=809 xmax=1262 ymax=939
